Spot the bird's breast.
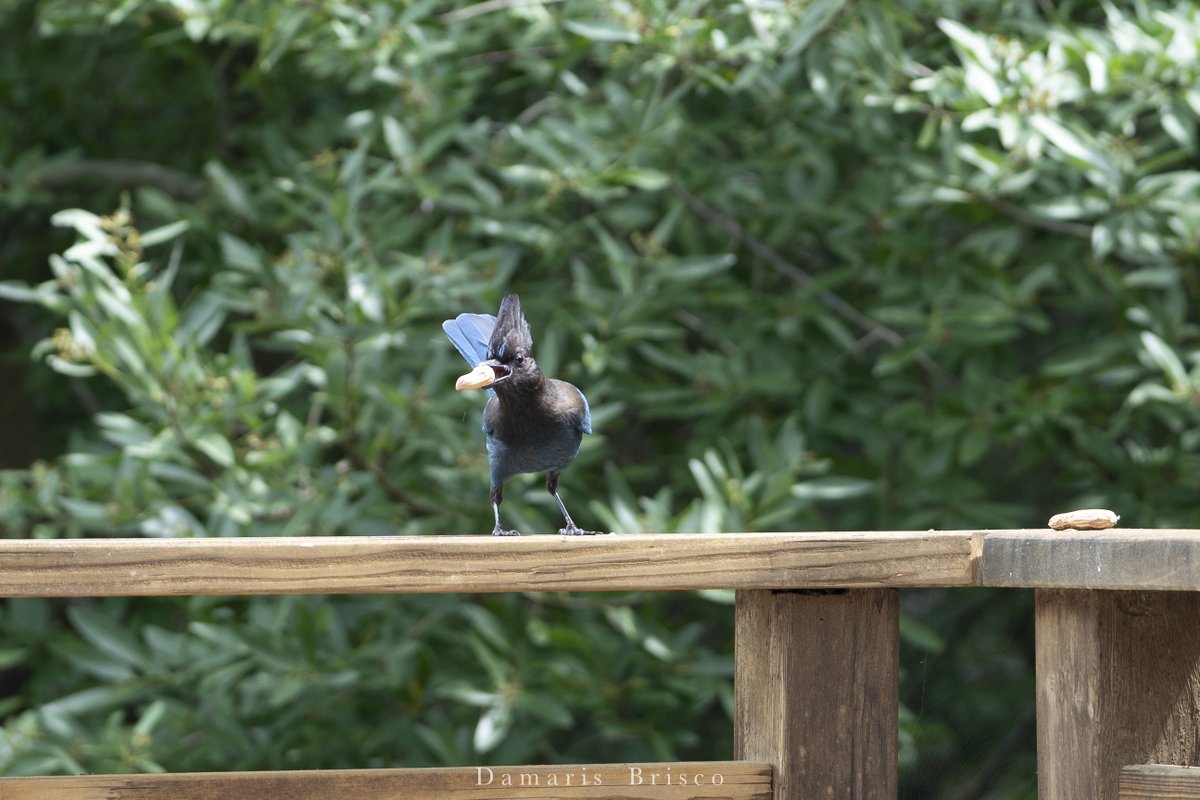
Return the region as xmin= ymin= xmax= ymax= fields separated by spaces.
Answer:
xmin=487 ymin=422 xmax=582 ymax=474
xmin=485 ymin=408 xmax=582 ymax=479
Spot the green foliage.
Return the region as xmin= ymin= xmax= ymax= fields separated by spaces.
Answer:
xmin=2 ymin=0 xmax=1199 ymax=796
xmin=0 ymin=592 xmax=733 ymax=772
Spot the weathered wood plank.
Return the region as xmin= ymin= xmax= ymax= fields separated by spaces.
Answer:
xmin=734 ymin=588 xmax=898 ymax=799
xmin=0 ymin=762 xmax=770 ymax=800
xmin=1037 ymin=590 xmax=1200 ymax=800
xmin=981 ymin=530 xmax=1200 ymax=590
xmin=1119 ymin=764 xmax=1200 ymax=799
xmin=0 ymin=532 xmax=978 ymax=597
xmin=10 ymin=529 xmax=1200 ymax=596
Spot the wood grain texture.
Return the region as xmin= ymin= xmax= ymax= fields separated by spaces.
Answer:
xmin=8 ymin=528 xmax=1200 ymax=597
xmin=981 ymin=530 xmax=1200 ymax=590
xmin=1037 ymin=590 xmax=1200 ymax=800
xmin=1119 ymin=764 xmax=1200 ymax=799
xmin=0 ymin=762 xmax=771 ymax=800
xmin=0 ymin=532 xmax=978 ymax=597
xmin=734 ymin=589 xmax=898 ymax=799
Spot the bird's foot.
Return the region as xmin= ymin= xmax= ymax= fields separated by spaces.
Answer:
xmin=491 ymin=527 xmax=522 ymax=537
xmin=559 ymin=525 xmax=603 ymax=536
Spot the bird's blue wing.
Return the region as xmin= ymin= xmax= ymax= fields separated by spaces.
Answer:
xmin=442 ymin=313 xmax=497 ymax=365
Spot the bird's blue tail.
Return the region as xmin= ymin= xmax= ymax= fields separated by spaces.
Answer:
xmin=442 ymin=312 xmax=497 ymax=365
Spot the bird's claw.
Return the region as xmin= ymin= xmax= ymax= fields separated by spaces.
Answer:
xmin=559 ymin=526 xmax=602 ymax=536
xmin=491 ymin=527 xmax=522 ymax=537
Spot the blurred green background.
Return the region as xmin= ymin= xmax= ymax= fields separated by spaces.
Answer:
xmin=2 ymin=1 xmax=1199 ymax=796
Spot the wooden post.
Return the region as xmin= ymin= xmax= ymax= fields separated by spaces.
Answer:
xmin=1036 ymin=589 xmax=1200 ymax=800
xmin=734 ymin=589 xmax=899 ymax=799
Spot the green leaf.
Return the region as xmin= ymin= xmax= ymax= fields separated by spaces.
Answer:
xmin=0 ymin=647 xmax=28 ymax=668
xmin=178 ymin=291 xmax=227 ymax=346
xmin=1128 ymin=381 xmax=1180 ymax=406
xmin=96 ymin=412 xmax=155 ymax=447
xmin=791 ymin=476 xmax=874 ymax=501
xmin=42 ymin=686 xmax=138 ymax=718
xmin=474 ymin=704 xmax=512 ymax=753
xmin=192 ymin=432 xmax=235 ymax=468
xmin=50 ymin=208 xmax=107 ymax=242
xmin=786 ymin=0 xmax=848 ymax=57
xmin=133 ymin=699 xmax=169 ymax=737
xmin=608 ymin=168 xmax=671 ymax=191
xmin=67 ymin=606 xmax=153 ymax=672
xmin=1029 ymin=116 xmax=1116 ymax=179
xmin=937 ymin=19 xmax=996 ymax=69
xmin=51 ymin=637 xmax=136 ymax=681
xmin=461 ymin=604 xmax=511 ymax=654
xmin=563 ymin=20 xmax=639 ymax=43
xmin=1028 ymin=195 xmax=1108 ymax=220
xmin=437 ymin=683 xmax=498 ymax=708
xmin=219 ymin=233 xmax=262 ymax=273
xmin=662 ymin=253 xmax=735 ymax=281
xmin=382 ymin=115 xmax=416 ymax=172
xmin=1160 ymin=99 xmax=1195 ymax=150
xmin=139 ymin=220 xmax=190 ymax=247
xmin=0 ymin=281 xmax=44 ymax=303
xmin=205 ymin=160 xmax=256 ymax=220
xmin=57 ymin=497 xmax=109 ymax=522
xmin=1140 ymin=331 xmax=1189 ymax=393
xmin=499 ymin=164 xmax=555 ymax=186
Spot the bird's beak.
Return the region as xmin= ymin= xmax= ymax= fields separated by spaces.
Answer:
xmin=455 ymin=360 xmax=511 ymax=391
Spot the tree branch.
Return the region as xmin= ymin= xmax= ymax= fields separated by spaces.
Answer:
xmin=675 ymin=184 xmax=938 ymax=375
xmin=982 ymin=194 xmax=1093 ymax=239
xmin=28 ymin=160 xmax=205 ymax=199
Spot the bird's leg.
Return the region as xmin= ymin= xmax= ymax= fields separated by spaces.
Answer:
xmin=490 ymin=484 xmax=520 ymax=536
xmin=547 ymin=472 xmax=600 ymax=536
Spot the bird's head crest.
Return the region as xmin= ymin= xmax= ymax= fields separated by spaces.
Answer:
xmin=488 ymin=294 xmax=533 ymax=360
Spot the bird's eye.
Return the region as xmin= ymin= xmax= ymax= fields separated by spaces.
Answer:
xmin=514 ymin=354 xmax=525 ymax=365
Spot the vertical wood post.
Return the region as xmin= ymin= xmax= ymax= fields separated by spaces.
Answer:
xmin=1036 ymin=589 xmax=1200 ymax=800
xmin=734 ymin=589 xmax=899 ymax=799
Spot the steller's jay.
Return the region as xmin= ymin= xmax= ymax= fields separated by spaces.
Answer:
xmin=443 ymin=294 xmax=599 ymax=536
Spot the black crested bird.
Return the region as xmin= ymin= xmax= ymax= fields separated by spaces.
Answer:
xmin=443 ymin=294 xmax=599 ymax=536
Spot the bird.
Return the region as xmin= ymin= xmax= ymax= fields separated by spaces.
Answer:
xmin=443 ymin=294 xmax=599 ymax=536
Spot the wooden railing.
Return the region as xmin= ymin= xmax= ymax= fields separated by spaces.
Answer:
xmin=1 ymin=529 xmax=1198 ymax=799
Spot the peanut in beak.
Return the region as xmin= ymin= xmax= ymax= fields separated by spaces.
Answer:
xmin=455 ymin=363 xmax=497 ymax=391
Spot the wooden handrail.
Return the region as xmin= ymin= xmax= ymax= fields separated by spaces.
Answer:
xmin=1119 ymin=764 xmax=1200 ymax=799
xmin=3 ymin=529 xmax=1199 ymax=799
xmin=3 ymin=529 xmax=1200 ymax=597
xmin=0 ymin=762 xmax=772 ymax=800
xmin=0 ymin=531 xmax=978 ymax=597
xmin=980 ymin=529 xmax=1200 ymax=590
